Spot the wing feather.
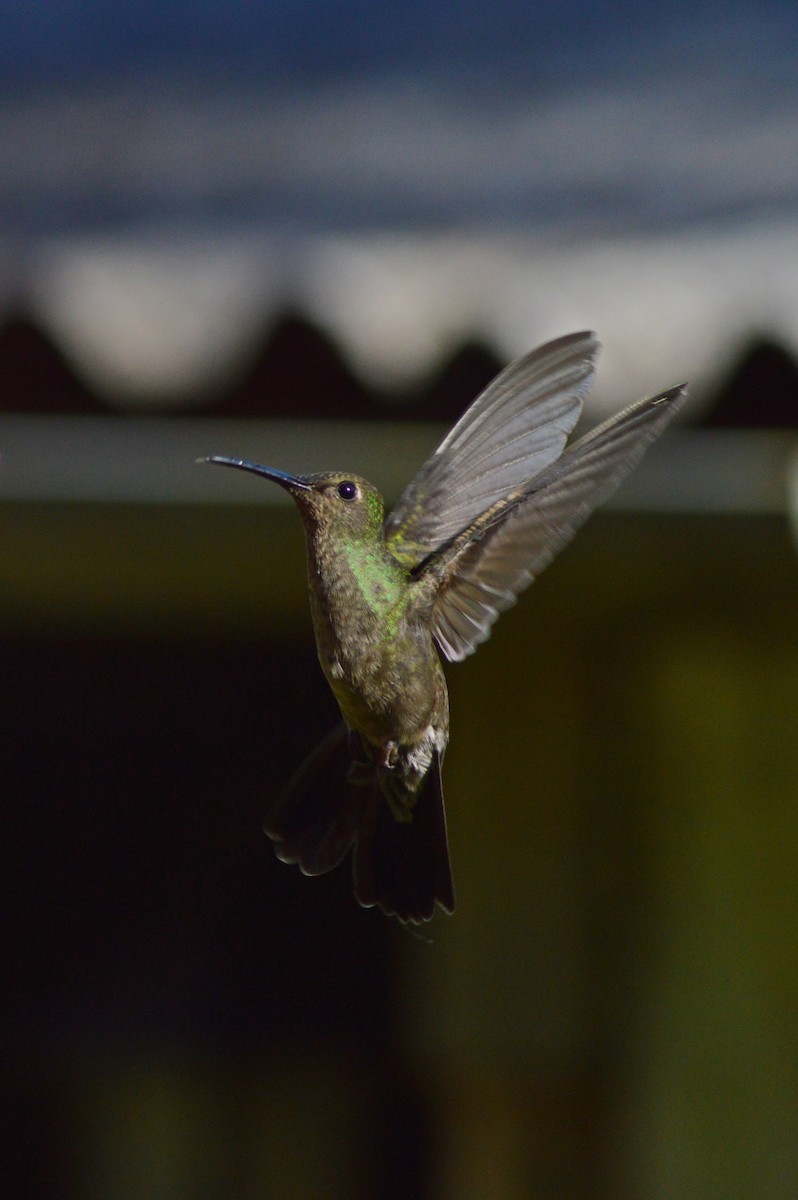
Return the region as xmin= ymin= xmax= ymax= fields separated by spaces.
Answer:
xmin=428 ymin=383 xmax=689 ymax=662
xmin=384 ymin=331 xmax=600 ymax=564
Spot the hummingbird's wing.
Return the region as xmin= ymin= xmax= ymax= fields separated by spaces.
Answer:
xmin=384 ymin=331 xmax=600 ymax=566
xmin=423 ymin=383 xmax=688 ymax=662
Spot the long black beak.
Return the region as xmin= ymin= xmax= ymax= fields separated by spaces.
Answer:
xmin=198 ymin=455 xmax=311 ymax=491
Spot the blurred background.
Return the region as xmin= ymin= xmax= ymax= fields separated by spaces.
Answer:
xmin=3 ymin=2 xmax=798 ymax=1197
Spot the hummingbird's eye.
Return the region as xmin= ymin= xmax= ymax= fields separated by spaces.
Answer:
xmin=336 ymin=480 xmax=358 ymax=501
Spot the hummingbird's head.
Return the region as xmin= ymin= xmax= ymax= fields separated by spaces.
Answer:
xmin=296 ymin=471 xmax=386 ymax=538
xmin=200 ymin=457 xmax=385 ymax=539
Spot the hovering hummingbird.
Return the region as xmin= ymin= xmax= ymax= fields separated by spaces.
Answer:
xmin=201 ymin=332 xmax=686 ymax=924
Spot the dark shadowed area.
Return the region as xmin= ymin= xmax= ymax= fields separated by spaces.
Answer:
xmin=3 ymin=341 xmax=798 ymax=1198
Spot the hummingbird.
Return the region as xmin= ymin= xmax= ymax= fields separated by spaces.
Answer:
xmin=201 ymin=331 xmax=687 ymax=924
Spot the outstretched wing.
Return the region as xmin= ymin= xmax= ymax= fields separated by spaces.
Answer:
xmin=424 ymin=383 xmax=688 ymax=662
xmin=384 ymin=331 xmax=600 ymax=566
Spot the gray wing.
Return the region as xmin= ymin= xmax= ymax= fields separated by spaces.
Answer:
xmin=384 ymin=331 xmax=600 ymax=566
xmin=427 ymin=383 xmax=689 ymax=662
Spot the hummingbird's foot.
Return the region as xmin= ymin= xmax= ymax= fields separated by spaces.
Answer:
xmin=345 ymin=743 xmax=416 ymax=823
xmin=376 ymin=740 xmax=400 ymax=769
xmin=345 ymin=739 xmax=400 ymax=785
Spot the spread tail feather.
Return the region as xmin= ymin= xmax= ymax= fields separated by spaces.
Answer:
xmin=353 ymin=747 xmax=454 ymax=923
xmin=264 ymin=724 xmax=454 ymax=923
xmin=264 ymin=723 xmax=361 ymax=875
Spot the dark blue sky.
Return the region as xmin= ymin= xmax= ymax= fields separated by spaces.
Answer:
xmin=1 ymin=0 xmax=796 ymax=243
xmin=2 ymin=0 xmax=795 ymax=87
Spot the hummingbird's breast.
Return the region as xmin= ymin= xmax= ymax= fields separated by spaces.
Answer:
xmin=306 ymin=536 xmax=447 ymax=746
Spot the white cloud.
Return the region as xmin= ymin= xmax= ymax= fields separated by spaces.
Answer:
xmin=29 ymin=234 xmax=285 ymax=402
xmin=21 ymin=218 xmax=798 ymax=409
